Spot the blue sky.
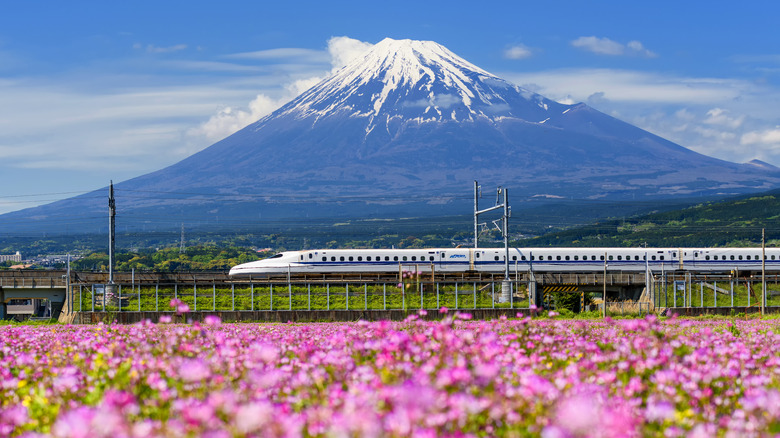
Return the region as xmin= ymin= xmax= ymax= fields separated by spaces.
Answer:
xmin=2 ymin=0 xmax=780 ymax=214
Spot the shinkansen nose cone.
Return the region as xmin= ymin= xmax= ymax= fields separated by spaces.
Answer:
xmin=228 ymin=262 xmax=253 ymax=277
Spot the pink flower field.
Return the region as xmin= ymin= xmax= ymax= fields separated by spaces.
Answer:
xmin=2 ymin=314 xmax=780 ymax=437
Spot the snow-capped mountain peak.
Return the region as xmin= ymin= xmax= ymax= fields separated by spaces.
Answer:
xmin=278 ymin=38 xmax=559 ymax=129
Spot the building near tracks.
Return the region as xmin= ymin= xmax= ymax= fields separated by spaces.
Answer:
xmin=0 ymin=251 xmax=22 ymax=263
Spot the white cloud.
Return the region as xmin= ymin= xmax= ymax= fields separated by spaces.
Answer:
xmin=505 ymin=68 xmax=745 ymax=104
xmin=571 ymin=36 xmax=656 ymax=58
xmin=504 ymin=44 xmax=532 ymax=60
xmin=571 ymin=36 xmax=624 ymax=55
xmin=626 ymin=41 xmax=657 ymax=58
xmin=190 ymin=94 xmax=287 ymax=141
xmin=704 ymin=108 xmax=744 ymax=129
xmin=188 ymin=37 xmax=374 ymax=142
xmin=225 ymin=48 xmax=329 ymax=62
xmin=741 ymin=128 xmax=780 ymax=146
xmin=134 ymin=43 xmax=188 ymax=54
xmin=327 ymin=36 xmax=373 ymax=70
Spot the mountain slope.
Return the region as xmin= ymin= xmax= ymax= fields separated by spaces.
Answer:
xmin=3 ymin=38 xmax=780 ymax=234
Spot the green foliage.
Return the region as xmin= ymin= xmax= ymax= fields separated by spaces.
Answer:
xmin=516 ymin=192 xmax=780 ymax=248
xmin=70 ymin=246 xmax=262 ymax=272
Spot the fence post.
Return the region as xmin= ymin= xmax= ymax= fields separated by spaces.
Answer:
xmin=327 ymin=284 xmax=330 ymax=310
xmin=383 ymin=283 xmax=386 ymax=310
xmin=714 ymin=281 xmax=717 ymax=308
xmin=231 ymin=283 xmax=235 ymax=311
xmin=289 ymin=282 xmax=292 ymax=311
xmin=213 ymin=281 xmax=216 ymax=312
xmin=346 ymin=283 xmax=350 ymax=311
xmin=730 ymin=280 xmax=734 ymax=307
xmin=366 ymin=284 xmax=369 ymax=310
xmin=455 ymin=282 xmax=459 ymax=309
xmin=473 ymin=281 xmax=476 ymax=309
xmin=491 ymin=282 xmax=495 ymax=309
xmin=155 ymin=282 xmax=159 ymax=312
xmin=194 ymin=281 xmax=197 ymax=312
xmin=436 ymin=283 xmax=440 ymax=309
xmin=700 ymin=281 xmax=703 ymax=307
xmin=308 ymin=284 xmax=311 ymax=311
xmin=91 ymin=284 xmax=94 ymax=312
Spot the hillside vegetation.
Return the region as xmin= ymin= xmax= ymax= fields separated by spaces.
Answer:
xmin=516 ymin=191 xmax=780 ymax=248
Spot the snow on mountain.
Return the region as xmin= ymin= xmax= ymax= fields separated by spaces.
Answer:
xmin=274 ymin=38 xmax=561 ymax=130
xmin=3 ymin=37 xmax=780 ymax=233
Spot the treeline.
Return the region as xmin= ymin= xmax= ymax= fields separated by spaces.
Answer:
xmin=516 ymin=193 xmax=780 ymax=248
xmin=70 ymin=246 xmax=263 ymax=272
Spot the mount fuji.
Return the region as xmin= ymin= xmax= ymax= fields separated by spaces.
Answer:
xmin=4 ymin=38 xmax=780 ymax=233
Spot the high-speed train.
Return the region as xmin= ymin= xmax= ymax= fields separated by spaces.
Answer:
xmin=228 ymin=247 xmax=780 ymax=276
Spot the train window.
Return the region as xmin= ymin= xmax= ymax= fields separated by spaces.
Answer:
xmin=660 ymin=256 xmax=664 ymax=261
xmin=600 ymin=255 xmax=604 ymax=261
xmin=308 ymin=254 xmax=313 ymax=259
xmin=673 ymin=252 xmax=677 ymax=257
xmin=512 ymin=256 xmax=517 ymax=261
xmin=385 ymin=256 xmax=390 ymax=261
xmin=422 ymin=256 xmax=427 ymax=261
xmin=730 ymin=255 xmax=735 ymax=260
xmin=609 ymin=256 xmax=614 ymax=261
xmin=367 ymin=256 xmax=372 ymax=261
xmin=476 ymin=253 xmax=480 ymax=258
xmin=300 ymin=255 xmax=303 ymax=261
xmin=548 ymin=256 xmax=553 ymax=261
xmin=573 ymin=255 xmax=578 ymax=261
xmin=739 ymin=255 xmax=743 ymax=260
xmin=617 ymin=256 xmax=622 ymax=261
xmin=322 ymin=257 xmax=327 ymax=262
xmin=441 ymin=253 xmax=445 ymax=258
xmin=592 ymin=256 xmax=597 ymax=260
xmin=557 ymin=256 xmax=561 ymax=261
xmin=495 ymin=256 xmax=499 ymax=261
xmin=747 ymin=255 xmax=751 ymax=260
xmin=403 ymin=256 xmax=407 ymax=261
xmin=521 ymin=256 xmax=526 ymax=261
xmin=651 ymin=255 xmax=656 ymax=260
xmin=411 ymin=256 xmax=416 ymax=261
xmin=349 ymin=256 xmax=354 ymax=261
xmin=705 ymin=256 xmax=710 ymax=260
xmin=565 ymin=255 xmax=570 ymax=261
xmin=394 ymin=256 xmax=398 ymax=261
xmin=773 ymin=255 xmax=777 ymax=260
xmin=340 ymin=256 xmax=345 ymax=261
xmin=635 ymin=256 xmax=640 ymax=261
xmin=331 ymin=257 xmax=336 ymax=261
xmin=756 ymin=255 xmax=760 ymax=260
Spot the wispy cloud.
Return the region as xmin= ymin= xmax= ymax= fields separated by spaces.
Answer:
xmin=225 ymin=48 xmax=330 ymax=63
xmin=502 ymin=66 xmax=780 ymax=165
xmin=504 ymin=44 xmax=533 ymax=60
xmin=134 ymin=43 xmax=188 ymax=54
xmin=571 ymin=36 xmax=656 ymax=58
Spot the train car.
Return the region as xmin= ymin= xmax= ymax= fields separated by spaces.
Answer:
xmin=228 ymin=247 xmax=780 ymax=277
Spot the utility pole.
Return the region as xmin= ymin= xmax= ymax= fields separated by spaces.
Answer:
xmin=179 ymin=224 xmax=186 ymax=254
xmin=474 ymin=181 xmax=480 ymax=248
xmin=474 ymin=183 xmax=511 ymax=302
xmin=762 ymin=228 xmax=766 ymax=315
xmin=108 ymin=181 xmax=116 ymax=286
xmin=603 ymin=251 xmax=608 ymax=318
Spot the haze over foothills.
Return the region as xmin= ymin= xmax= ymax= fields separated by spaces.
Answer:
xmin=2 ymin=1 xmax=780 ymax=216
